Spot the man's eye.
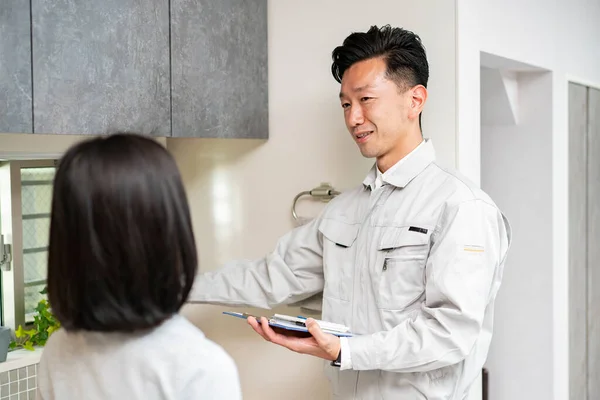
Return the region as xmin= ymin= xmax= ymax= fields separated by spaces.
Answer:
xmin=361 ymin=97 xmax=372 ymax=102
xmin=341 ymin=103 xmax=350 ymax=109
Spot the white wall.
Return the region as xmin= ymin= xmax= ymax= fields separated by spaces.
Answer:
xmin=170 ymin=1 xmax=457 ymax=399
xmin=456 ymin=1 xmax=600 ymax=399
xmin=481 ymin=71 xmax=553 ymax=400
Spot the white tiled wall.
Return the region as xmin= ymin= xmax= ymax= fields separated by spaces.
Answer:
xmin=0 ymin=364 xmax=38 ymax=400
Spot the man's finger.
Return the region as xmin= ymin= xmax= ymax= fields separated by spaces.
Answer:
xmin=306 ymin=318 xmax=338 ymax=360
xmin=257 ymin=318 xmax=307 ymax=352
xmin=305 ymin=318 xmax=327 ymax=345
xmin=260 ymin=317 xmax=283 ymax=344
xmin=247 ymin=317 xmax=269 ymax=341
xmin=246 ymin=316 xmax=260 ymax=330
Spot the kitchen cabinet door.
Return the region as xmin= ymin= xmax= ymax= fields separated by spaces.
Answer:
xmin=0 ymin=0 xmax=33 ymax=133
xmin=32 ymin=0 xmax=170 ymax=136
xmin=170 ymin=0 xmax=268 ymax=138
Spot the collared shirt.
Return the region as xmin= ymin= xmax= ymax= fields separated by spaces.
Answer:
xmin=374 ymin=139 xmax=425 ymax=191
xmin=190 ymin=139 xmax=512 ymax=400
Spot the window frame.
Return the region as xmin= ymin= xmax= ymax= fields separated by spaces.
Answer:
xmin=0 ymin=159 xmax=57 ymax=330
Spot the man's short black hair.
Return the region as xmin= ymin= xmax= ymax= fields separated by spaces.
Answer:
xmin=331 ymin=24 xmax=429 ymax=90
xmin=48 ymin=133 xmax=198 ymax=332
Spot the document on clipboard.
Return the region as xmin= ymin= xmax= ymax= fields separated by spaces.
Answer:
xmin=222 ymin=311 xmax=353 ymax=337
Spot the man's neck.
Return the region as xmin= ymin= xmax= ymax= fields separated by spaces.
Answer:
xmin=377 ymin=135 xmax=424 ymax=173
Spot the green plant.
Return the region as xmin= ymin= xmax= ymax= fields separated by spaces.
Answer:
xmin=9 ymin=287 xmax=60 ymax=351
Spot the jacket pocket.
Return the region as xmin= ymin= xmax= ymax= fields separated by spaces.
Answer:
xmin=377 ymin=226 xmax=431 ymax=310
xmin=318 ymin=218 xmax=359 ymax=302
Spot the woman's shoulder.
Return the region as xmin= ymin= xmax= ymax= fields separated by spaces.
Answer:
xmin=40 ymin=327 xmax=68 ymax=355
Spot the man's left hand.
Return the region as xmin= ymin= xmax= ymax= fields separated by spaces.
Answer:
xmin=247 ymin=316 xmax=341 ymax=361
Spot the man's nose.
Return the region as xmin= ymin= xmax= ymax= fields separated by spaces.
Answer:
xmin=347 ymin=105 xmax=365 ymax=126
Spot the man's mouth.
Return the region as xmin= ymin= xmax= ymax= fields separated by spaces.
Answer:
xmin=355 ymin=131 xmax=373 ymax=142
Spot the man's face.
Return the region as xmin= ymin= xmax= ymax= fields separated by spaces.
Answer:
xmin=339 ymin=57 xmax=419 ymax=171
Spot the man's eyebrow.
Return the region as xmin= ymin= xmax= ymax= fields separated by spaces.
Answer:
xmin=339 ymin=84 xmax=374 ymax=98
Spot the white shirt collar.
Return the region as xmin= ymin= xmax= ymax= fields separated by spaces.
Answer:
xmin=374 ymin=139 xmax=425 ymax=191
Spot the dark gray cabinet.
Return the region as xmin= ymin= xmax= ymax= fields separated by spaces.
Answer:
xmin=170 ymin=0 xmax=268 ymax=138
xmin=32 ymin=0 xmax=171 ymax=136
xmin=1 ymin=0 xmax=268 ymax=138
xmin=0 ymin=0 xmax=33 ymax=133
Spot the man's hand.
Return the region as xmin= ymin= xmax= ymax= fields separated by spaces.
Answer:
xmin=247 ymin=316 xmax=341 ymax=361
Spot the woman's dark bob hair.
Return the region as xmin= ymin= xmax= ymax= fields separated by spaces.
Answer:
xmin=47 ymin=133 xmax=198 ymax=332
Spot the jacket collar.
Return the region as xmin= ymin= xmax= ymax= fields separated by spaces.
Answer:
xmin=362 ymin=138 xmax=436 ymax=190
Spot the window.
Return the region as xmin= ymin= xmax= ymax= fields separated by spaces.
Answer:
xmin=0 ymin=160 xmax=57 ymax=330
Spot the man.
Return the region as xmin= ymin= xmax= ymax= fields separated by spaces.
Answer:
xmin=190 ymin=25 xmax=511 ymax=399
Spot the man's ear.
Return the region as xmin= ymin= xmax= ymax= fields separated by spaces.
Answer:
xmin=409 ymin=85 xmax=427 ymax=121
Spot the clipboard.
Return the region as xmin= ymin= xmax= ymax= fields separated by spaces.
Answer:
xmin=222 ymin=311 xmax=354 ymax=337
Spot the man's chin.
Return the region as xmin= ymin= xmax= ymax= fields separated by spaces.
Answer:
xmin=358 ymin=148 xmax=378 ymax=159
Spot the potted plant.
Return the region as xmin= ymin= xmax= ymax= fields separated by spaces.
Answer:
xmin=9 ymin=287 xmax=60 ymax=351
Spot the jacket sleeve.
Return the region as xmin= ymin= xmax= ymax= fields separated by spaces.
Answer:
xmin=186 ymin=216 xmax=325 ymax=309
xmin=346 ymin=199 xmax=511 ymax=372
